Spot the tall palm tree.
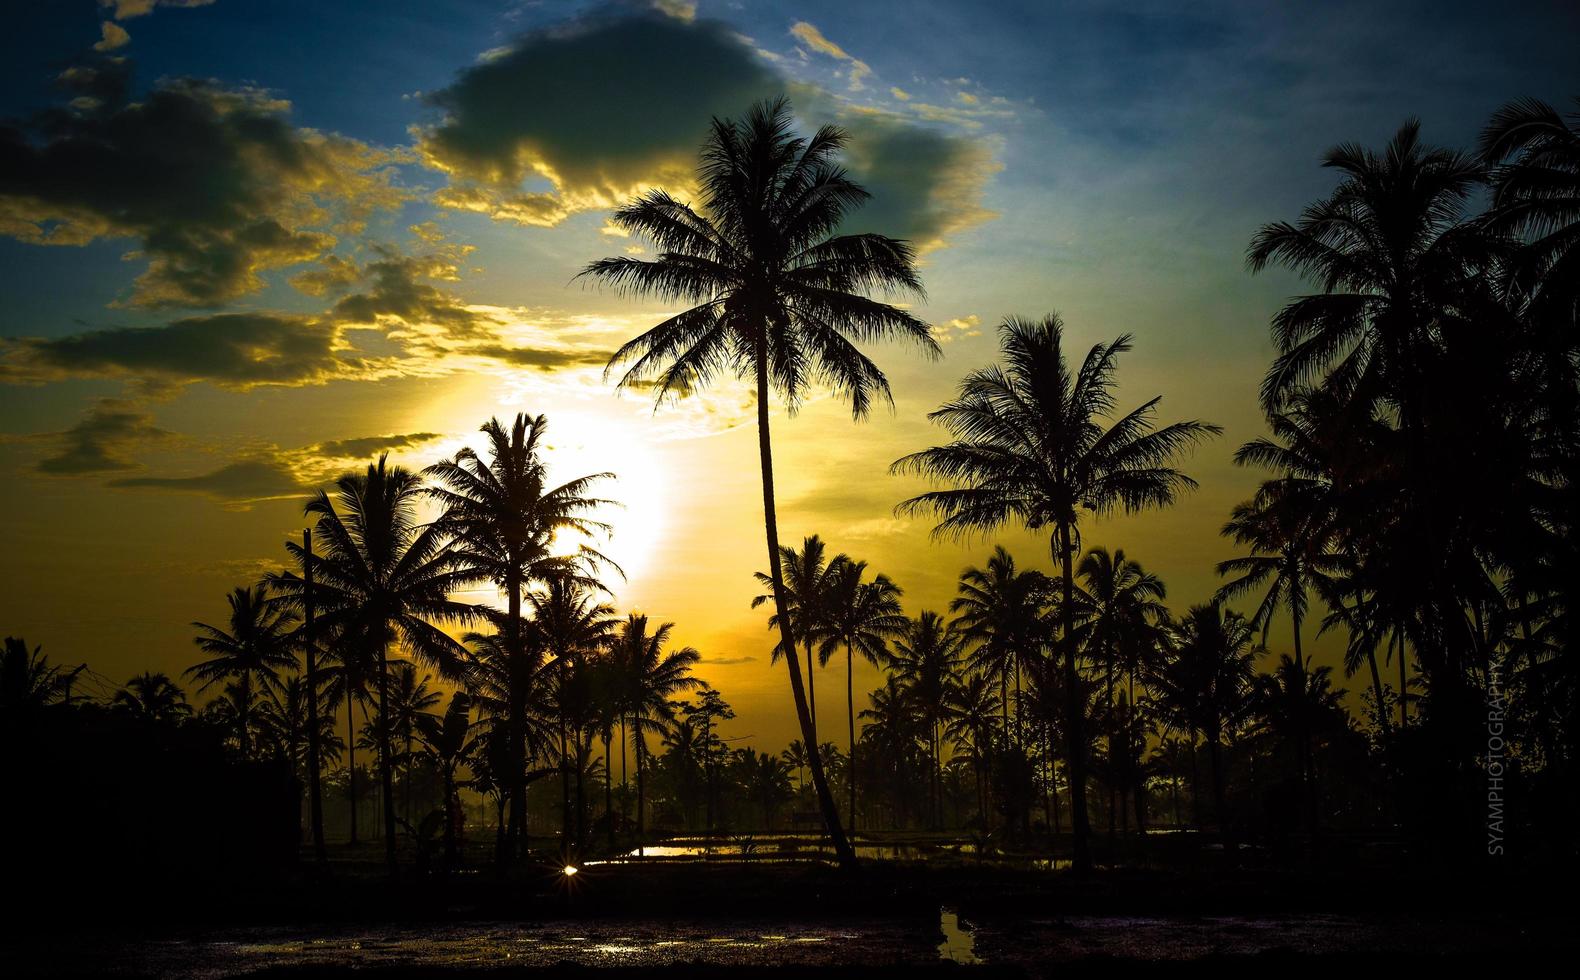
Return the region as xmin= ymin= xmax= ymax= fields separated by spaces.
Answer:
xmin=584 ymin=97 xmax=936 ymax=867
xmin=284 ymin=455 xmax=480 ymax=873
xmin=188 ymin=584 xmax=298 ymax=760
xmin=112 ymin=672 xmax=191 ymax=724
xmin=890 ymin=611 xmax=964 ymax=830
xmin=819 ymin=557 xmax=906 ymax=826
xmin=425 ymin=413 xmax=615 ymax=861
xmin=612 ymin=614 xmax=701 ymax=849
xmin=753 ymin=535 xmax=840 ymax=743
xmin=896 ymin=314 xmax=1219 ymax=871
xmin=949 ymin=547 xmax=1049 ymax=753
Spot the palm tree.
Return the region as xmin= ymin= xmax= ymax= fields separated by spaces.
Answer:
xmin=426 ymin=413 xmax=615 ymax=862
xmin=188 ymin=584 xmax=298 ymax=760
xmin=819 ymin=557 xmax=906 ymax=826
xmin=416 ymin=691 xmax=477 ymax=866
xmin=387 ymin=663 xmax=441 ymax=826
xmin=1480 ymin=97 xmax=1580 ymax=317
xmin=584 ymin=98 xmax=936 ymax=868
xmin=896 ymin=314 xmax=1220 ymax=871
xmin=949 ymin=547 xmax=1049 ymax=753
xmin=890 ymin=611 xmax=964 ymax=830
xmin=112 ymin=672 xmax=191 ymax=724
xmin=284 ymin=455 xmax=480 ymax=873
xmin=1076 ymin=547 xmax=1167 ymax=835
xmin=612 ymin=614 xmax=701 ymax=849
xmin=1156 ymin=604 xmax=1260 ymax=846
xmin=944 ymin=671 xmax=1002 ymax=828
xmin=1247 ymin=120 xmax=1490 ymax=415
xmin=753 ymin=535 xmax=840 ymax=743
xmin=782 ymin=739 xmax=810 ymax=790
xmin=1 ymin=637 xmax=81 ymax=717
xmin=1216 ymin=492 xmax=1343 ymax=831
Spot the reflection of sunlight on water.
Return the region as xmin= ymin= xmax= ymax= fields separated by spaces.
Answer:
xmin=938 ymin=908 xmax=982 ymax=965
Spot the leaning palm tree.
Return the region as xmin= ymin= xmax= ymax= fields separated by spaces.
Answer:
xmin=283 ymin=455 xmax=480 ymax=873
xmin=895 ymin=314 xmax=1219 ymax=872
xmin=820 ymin=557 xmax=906 ymax=826
xmin=753 ymin=535 xmax=840 ymax=744
xmin=112 ymin=672 xmax=191 ymax=724
xmin=188 ymin=584 xmax=298 ymax=760
xmin=425 ymin=413 xmax=616 ymax=862
xmin=612 ymin=614 xmax=702 ymax=849
xmin=583 ymin=97 xmax=937 ymax=867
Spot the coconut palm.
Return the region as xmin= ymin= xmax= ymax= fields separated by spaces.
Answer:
xmin=896 ymin=314 xmax=1220 ymax=871
xmin=752 ymin=535 xmax=840 ymax=743
xmin=1075 ymin=547 xmax=1167 ymax=834
xmin=416 ymin=691 xmax=477 ymax=866
xmin=282 ymin=455 xmax=480 ymax=873
xmin=112 ymin=672 xmax=191 ymax=724
xmin=1 ymin=637 xmax=81 ymax=717
xmin=890 ymin=611 xmax=965 ymax=830
xmin=949 ymin=547 xmax=1049 ymax=752
xmin=1247 ymin=120 xmax=1491 ymax=414
xmin=1480 ymin=97 xmax=1580 ymax=315
xmin=425 ymin=413 xmax=615 ymax=861
xmin=387 ymin=663 xmax=442 ymax=825
xmin=584 ymin=98 xmax=936 ymax=867
xmin=819 ymin=557 xmax=907 ymax=826
xmin=611 ymin=614 xmax=701 ymax=848
xmin=188 ymin=584 xmax=298 ymax=760
xmin=782 ymin=739 xmax=810 ymax=790
xmin=944 ymin=671 xmax=1002 ymax=827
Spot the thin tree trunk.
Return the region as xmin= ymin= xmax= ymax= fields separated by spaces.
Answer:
xmin=375 ymin=642 xmax=398 ymax=875
xmin=636 ymin=732 xmax=646 ymax=856
xmin=754 ymin=339 xmax=855 ymax=869
xmin=505 ymin=568 xmax=525 ymax=864
xmin=1057 ymin=524 xmax=1092 ymax=873
xmin=303 ymin=531 xmax=327 ymax=864
xmin=1398 ymin=631 xmax=1408 ymax=729
xmin=846 ymin=644 xmax=857 ymax=831
xmin=604 ymin=729 xmax=615 ymax=849
xmin=1291 ymin=597 xmax=1315 ymax=835
xmin=1368 ymin=638 xmax=1390 ymax=738
xmin=347 ymin=688 xmax=359 ymax=844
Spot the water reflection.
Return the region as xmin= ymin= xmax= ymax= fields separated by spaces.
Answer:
xmin=938 ymin=908 xmax=982 ymax=964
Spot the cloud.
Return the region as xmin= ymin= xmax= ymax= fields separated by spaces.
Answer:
xmin=416 ymin=7 xmax=780 ymax=226
xmin=93 ymin=22 xmax=131 ymax=51
xmin=327 ymin=248 xmax=493 ymax=339
xmin=790 ymin=22 xmax=872 ymax=91
xmin=930 ymin=313 xmax=982 ymax=343
xmin=700 ymin=655 xmax=757 ymax=666
xmin=36 ymin=400 xmax=169 ymax=474
xmin=0 ymin=67 xmax=405 ymax=307
xmin=101 ymin=1 xmax=215 ymax=20
xmin=109 ymin=459 xmax=305 ymax=502
xmin=312 ymin=432 xmax=443 ymax=458
xmin=0 ymin=312 xmax=359 ymax=389
xmin=461 ymin=343 xmax=612 ymax=371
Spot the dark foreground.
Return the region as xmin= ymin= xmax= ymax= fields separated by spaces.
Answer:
xmin=5 ymin=854 xmax=1560 ymax=978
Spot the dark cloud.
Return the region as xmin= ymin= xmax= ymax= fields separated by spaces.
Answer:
xmin=0 ymin=312 xmax=361 ymax=388
xmin=36 ymin=400 xmax=169 ymax=474
xmin=463 ymin=343 xmax=611 ymax=371
xmin=109 ymin=459 xmax=305 ymax=501
xmin=700 ymin=655 xmax=757 ymax=666
xmin=327 ymin=249 xmax=493 ymax=339
xmin=418 ymin=8 xmax=780 ymax=225
xmin=313 ymin=432 xmax=443 ymax=458
xmin=0 ymin=65 xmax=403 ymax=307
xmin=415 ymin=6 xmax=996 ymax=250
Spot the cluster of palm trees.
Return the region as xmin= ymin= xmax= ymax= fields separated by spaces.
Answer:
xmin=181 ymin=413 xmax=709 ymax=875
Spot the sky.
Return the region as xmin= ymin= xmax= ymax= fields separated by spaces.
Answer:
xmin=2 ymin=0 xmax=1577 ymax=748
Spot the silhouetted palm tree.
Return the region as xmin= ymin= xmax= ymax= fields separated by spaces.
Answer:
xmin=426 ymin=413 xmax=615 ymax=861
xmin=753 ymin=535 xmax=840 ymax=743
xmin=585 ymin=98 xmax=937 ymax=867
xmin=949 ymin=547 xmax=1048 ymax=754
xmin=891 ymin=611 xmax=964 ymax=830
xmin=416 ymin=690 xmax=477 ymax=866
xmin=611 ymin=613 xmax=701 ymax=848
xmin=1480 ymin=97 xmax=1580 ymax=315
xmin=945 ymin=671 xmax=1002 ymax=827
xmin=288 ymin=455 xmax=479 ymax=873
xmin=387 ymin=663 xmax=441 ymax=826
xmin=896 ymin=314 xmax=1219 ymax=871
xmin=112 ymin=672 xmax=190 ymax=724
xmin=462 ymin=618 xmax=557 ymax=858
xmin=188 ymin=584 xmax=297 ymax=760
xmin=820 ymin=557 xmax=906 ymax=826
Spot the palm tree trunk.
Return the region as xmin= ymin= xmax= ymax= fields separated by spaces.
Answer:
xmin=303 ymin=530 xmax=326 ymax=864
xmin=375 ymin=642 xmax=398 ymax=874
xmin=560 ymin=712 xmax=572 ymax=859
xmin=1397 ymin=630 xmax=1408 ymax=729
xmin=604 ymin=729 xmax=615 ymax=849
xmin=1291 ymin=595 xmax=1314 ymax=835
xmin=846 ymin=644 xmax=857 ymax=831
xmin=636 ymin=732 xmax=646 ymax=856
xmin=1057 ymin=523 xmax=1093 ymax=873
xmin=1369 ymin=638 xmax=1390 ymax=737
xmin=754 ymin=339 xmax=855 ymax=869
xmin=347 ymin=689 xmax=359 ymax=844
xmin=239 ymin=670 xmax=252 ymax=761
xmin=505 ymin=567 xmax=525 ymax=864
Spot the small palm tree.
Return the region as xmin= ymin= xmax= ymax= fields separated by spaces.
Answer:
xmin=944 ymin=671 xmax=1002 ymax=827
xmin=188 ymin=584 xmax=298 ymax=760
xmin=612 ymin=614 xmax=701 ymax=848
xmin=584 ymin=98 xmax=937 ymax=868
xmin=387 ymin=663 xmax=442 ymax=826
xmin=949 ymin=547 xmax=1049 ymax=752
xmin=890 ymin=611 xmax=964 ymax=830
xmin=112 ymin=672 xmax=191 ymax=724
xmin=820 ymin=557 xmax=906 ymax=826
xmin=753 ymin=535 xmax=841 ymax=743
xmin=896 ymin=314 xmax=1219 ymax=871
xmin=416 ymin=691 xmax=477 ymax=866
xmin=781 ymin=739 xmax=810 ymax=790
